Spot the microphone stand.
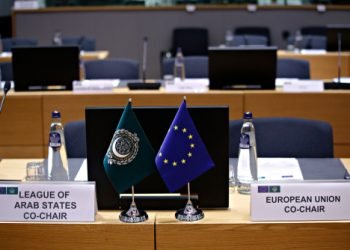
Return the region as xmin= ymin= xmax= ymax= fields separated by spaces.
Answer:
xmin=337 ymin=32 xmax=342 ymax=84
xmin=0 ymin=81 xmax=11 ymax=113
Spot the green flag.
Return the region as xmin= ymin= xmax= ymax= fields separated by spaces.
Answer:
xmin=103 ymin=101 xmax=156 ymax=193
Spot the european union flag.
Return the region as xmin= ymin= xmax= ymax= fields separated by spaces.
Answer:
xmin=155 ymin=100 xmax=215 ymax=192
xmin=103 ymin=100 xmax=156 ymax=193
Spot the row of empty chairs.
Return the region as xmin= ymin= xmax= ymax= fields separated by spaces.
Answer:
xmin=64 ymin=117 xmax=334 ymax=159
xmin=162 ymin=57 xmax=310 ymax=79
xmin=1 ymin=36 xmax=96 ymax=52
xmin=167 ymin=26 xmax=329 ymax=58
xmin=0 ymin=57 xmax=309 ymax=81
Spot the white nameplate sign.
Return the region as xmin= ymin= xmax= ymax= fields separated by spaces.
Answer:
xmin=0 ymin=181 xmax=96 ymax=222
xmin=251 ymin=180 xmax=350 ymax=221
xmin=283 ymin=80 xmax=324 ymax=92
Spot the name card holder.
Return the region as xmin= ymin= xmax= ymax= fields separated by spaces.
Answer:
xmin=0 ymin=181 xmax=96 ymax=222
xmin=251 ymin=180 xmax=350 ymax=221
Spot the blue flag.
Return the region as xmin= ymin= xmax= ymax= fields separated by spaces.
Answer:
xmin=155 ymin=100 xmax=215 ymax=192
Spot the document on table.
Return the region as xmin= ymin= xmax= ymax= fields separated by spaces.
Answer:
xmin=258 ymin=158 xmax=304 ymax=181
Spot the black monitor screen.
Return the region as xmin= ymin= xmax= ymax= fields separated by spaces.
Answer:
xmin=12 ymin=46 xmax=80 ymax=91
xmin=208 ymin=46 xmax=277 ymax=90
xmin=86 ymin=106 xmax=229 ymax=210
xmin=327 ymin=24 xmax=350 ymax=51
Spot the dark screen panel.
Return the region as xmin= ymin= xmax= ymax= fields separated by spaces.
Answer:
xmin=326 ymin=25 xmax=350 ymax=51
xmin=12 ymin=46 xmax=80 ymax=91
xmin=86 ymin=106 xmax=229 ymax=210
xmin=208 ymin=46 xmax=277 ymax=90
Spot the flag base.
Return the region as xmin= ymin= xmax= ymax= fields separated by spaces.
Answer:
xmin=175 ymin=201 xmax=204 ymax=222
xmin=119 ymin=202 xmax=148 ymax=223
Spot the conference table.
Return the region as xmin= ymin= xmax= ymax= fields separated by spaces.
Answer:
xmin=0 ymin=50 xmax=109 ymax=63
xmin=1 ymin=89 xmax=350 ymax=159
xmin=0 ymin=158 xmax=349 ymax=250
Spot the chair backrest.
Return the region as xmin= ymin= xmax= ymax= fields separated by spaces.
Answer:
xmin=64 ymin=120 xmax=87 ymax=158
xmin=277 ymin=58 xmax=310 ymax=79
xmin=162 ymin=56 xmax=208 ymax=78
xmin=61 ymin=36 xmax=96 ymax=51
xmin=2 ymin=38 xmax=38 ymax=52
xmin=233 ymin=35 xmax=268 ymax=46
xmin=84 ymin=58 xmax=139 ymax=79
xmin=301 ymin=26 xmax=327 ymax=36
xmin=234 ymin=27 xmax=271 ymax=45
xmin=172 ymin=28 xmax=209 ymax=56
xmin=0 ymin=62 xmax=13 ymax=81
xmin=305 ymin=35 xmax=327 ymax=50
xmin=229 ymin=117 xmax=334 ymax=158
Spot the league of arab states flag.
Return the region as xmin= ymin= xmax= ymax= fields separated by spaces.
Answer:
xmin=155 ymin=100 xmax=215 ymax=192
xmin=103 ymin=100 xmax=156 ymax=193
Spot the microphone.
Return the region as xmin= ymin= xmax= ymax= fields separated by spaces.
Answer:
xmin=142 ymin=36 xmax=148 ymax=83
xmin=127 ymin=36 xmax=161 ymax=90
xmin=0 ymin=81 xmax=11 ymax=113
xmin=337 ymin=32 xmax=342 ymax=84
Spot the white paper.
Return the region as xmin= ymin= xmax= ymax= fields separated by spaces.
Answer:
xmin=300 ymin=49 xmax=327 ymax=55
xmin=283 ymin=79 xmax=324 ymax=92
xmin=73 ymin=79 xmax=119 ymax=92
xmin=165 ymin=78 xmax=209 ymax=93
xmin=74 ymin=159 xmax=88 ymax=181
xmin=332 ymin=77 xmax=350 ymax=84
xmin=258 ymin=158 xmax=304 ymax=181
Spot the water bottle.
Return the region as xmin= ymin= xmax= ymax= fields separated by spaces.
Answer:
xmin=225 ymin=29 xmax=234 ymax=47
xmin=173 ymin=47 xmax=185 ymax=81
xmin=52 ymin=30 xmax=63 ymax=46
xmin=47 ymin=111 xmax=69 ymax=181
xmin=294 ymin=30 xmax=303 ymax=53
xmin=236 ymin=112 xmax=258 ymax=195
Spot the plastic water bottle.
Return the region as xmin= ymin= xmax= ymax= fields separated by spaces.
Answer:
xmin=173 ymin=48 xmax=185 ymax=81
xmin=294 ymin=30 xmax=303 ymax=53
xmin=225 ymin=29 xmax=234 ymax=47
xmin=52 ymin=30 xmax=63 ymax=46
xmin=47 ymin=111 xmax=69 ymax=181
xmin=236 ymin=112 xmax=258 ymax=195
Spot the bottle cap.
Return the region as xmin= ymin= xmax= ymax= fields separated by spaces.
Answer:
xmin=243 ymin=112 xmax=253 ymax=119
xmin=52 ymin=110 xmax=61 ymax=118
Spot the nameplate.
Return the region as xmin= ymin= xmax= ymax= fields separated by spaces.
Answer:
xmin=14 ymin=0 xmax=40 ymax=9
xmin=0 ymin=181 xmax=96 ymax=222
xmin=283 ymin=80 xmax=324 ymax=92
xmin=251 ymin=180 xmax=350 ymax=221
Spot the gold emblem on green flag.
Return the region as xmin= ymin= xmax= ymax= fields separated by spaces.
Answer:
xmin=106 ymin=129 xmax=139 ymax=166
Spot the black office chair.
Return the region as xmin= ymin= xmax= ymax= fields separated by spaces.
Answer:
xmin=171 ymin=27 xmax=209 ymax=56
xmin=234 ymin=27 xmax=271 ymax=46
xmin=162 ymin=56 xmax=208 ymax=78
xmin=61 ymin=36 xmax=96 ymax=51
xmin=233 ymin=35 xmax=268 ymax=46
xmin=2 ymin=38 xmax=38 ymax=52
xmin=277 ymin=58 xmax=310 ymax=79
xmin=84 ymin=58 xmax=139 ymax=79
xmin=229 ymin=117 xmax=334 ymax=158
xmin=64 ymin=120 xmax=87 ymax=158
xmin=0 ymin=62 xmax=13 ymax=81
xmin=301 ymin=26 xmax=327 ymax=37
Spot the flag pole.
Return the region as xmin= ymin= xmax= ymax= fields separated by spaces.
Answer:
xmin=187 ymin=182 xmax=191 ymax=204
xmin=131 ymin=185 xmax=135 ymax=206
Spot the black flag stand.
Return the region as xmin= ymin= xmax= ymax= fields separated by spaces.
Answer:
xmin=119 ymin=185 xmax=148 ymax=223
xmin=175 ymin=182 xmax=204 ymax=221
